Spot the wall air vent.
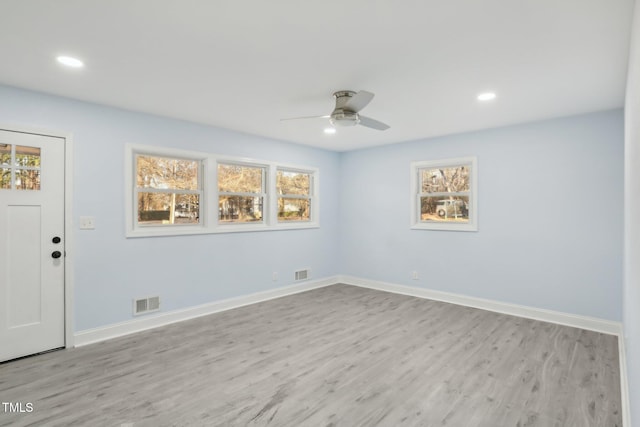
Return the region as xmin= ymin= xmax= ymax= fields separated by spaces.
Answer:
xmin=295 ymin=269 xmax=310 ymax=281
xmin=133 ymin=296 xmax=160 ymax=316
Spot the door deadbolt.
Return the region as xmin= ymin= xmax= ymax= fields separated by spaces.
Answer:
xmin=51 ymin=251 xmax=62 ymax=259
xmin=52 ymin=236 xmax=61 ymax=244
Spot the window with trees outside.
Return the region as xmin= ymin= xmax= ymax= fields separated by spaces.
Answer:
xmin=277 ymin=169 xmax=312 ymax=222
xmin=218 ymin=163 xmax=265 ymax=223
xmin=136 ymin=154 xmax=202 ymax=226
xmin=411 ymin=157 xmax=477 ymax=231
xmin=126 ymin=144 xmax=319 ymax=237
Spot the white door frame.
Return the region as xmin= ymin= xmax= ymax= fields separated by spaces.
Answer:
xmin=1 ymin=123 xmax=74 ymax=349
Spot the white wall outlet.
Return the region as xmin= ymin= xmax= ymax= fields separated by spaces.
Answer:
xmin=272 ymin=272 xmax=278 ymax=281
xmin=79 ymin=216 xmax=95 ymax=230
xmin=411 ymin=271 xmax=419 ymax=280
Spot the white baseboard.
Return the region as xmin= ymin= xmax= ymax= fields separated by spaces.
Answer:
xmin=618 ymin=328 xmax=631 ymax=427
xmin=74 ymin=276 xmax=337 ymax=347
xmin=337 ymin=275 xmax=623 ymax=335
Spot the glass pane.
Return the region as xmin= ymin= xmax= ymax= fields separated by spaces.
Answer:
xmin=278 ymin=198 xmax=310 ymax=222
xmin=1 ymin=168 xmax=10 ymax=189
xmin=138 ymin=192 xmax=200 ymax=225
xmin=218 ymin=163 xmax=263 ymax=193
xmin=421 ymin=165 xmax=470 ymax=193
xmin=15 ymin=169 xmax=40 ymax=190
xmin=136 ymin=155 xmax=199 ymax=190
xmin=0 ymin=144 xmax=10 ymax=166
xmin=277 ymin=170 xmax=310 ymax=196
xmin=219 ymin=196 xmax=263 ymax=223
xmin=15 ymin=146 xmax=40 ymax=168
xmin=420 ymin=195 xmax=469 ymax=222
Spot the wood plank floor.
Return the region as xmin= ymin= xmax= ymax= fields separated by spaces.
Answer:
xmin=0 ymin=284 xmax=622 ymax=426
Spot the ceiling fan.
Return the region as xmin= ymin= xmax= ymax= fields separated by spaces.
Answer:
xmin=282 ymin=90 xmax=390 ymax=131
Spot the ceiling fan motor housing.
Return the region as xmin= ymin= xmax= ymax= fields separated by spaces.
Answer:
xmin=331 ymin=91 xmax=360 ymax=126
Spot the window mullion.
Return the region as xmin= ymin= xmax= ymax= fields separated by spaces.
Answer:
xmin=219 ymin=191 xmax=264 ymax=198
xmin=279 ymin=194 xmax=310 ymax=200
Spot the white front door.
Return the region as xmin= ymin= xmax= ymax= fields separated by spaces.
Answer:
xmin=0 ymin=129 xmax=65 ymax=362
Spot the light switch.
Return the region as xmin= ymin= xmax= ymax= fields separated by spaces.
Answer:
xmin=79 ymin=216 xmax=95 ymax=230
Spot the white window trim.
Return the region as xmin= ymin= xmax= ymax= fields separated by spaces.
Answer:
xmin=270 ymin=163 xmax=319 ymax=230
xmin=217 ymin=160 xmax=268 ymax=227
xmin=276 ymin=166 xmax=315 ymax=224
xmin=125 ymin=144 xmax=319 ymax=237
xmin=410 ymin=156 xmax=478 ymax=232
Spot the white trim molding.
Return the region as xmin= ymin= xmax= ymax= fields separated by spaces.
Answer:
xmin=74 ymin=276 xmax=337 ymax=347
xmin=337 ymin=275 xmax=622 ymax=335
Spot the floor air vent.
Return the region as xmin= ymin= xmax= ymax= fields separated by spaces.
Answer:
xmin=134 ymin=296 xmax=160 ymax=316
xmin=295 ymin=269 xmax=310 ymax=281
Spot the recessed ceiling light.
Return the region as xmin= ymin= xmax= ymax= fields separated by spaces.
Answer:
xmin=56 ymin=55 xmax=84 ymax=68
xmin=477 ymin=92 xmax=497 ymax=101
xmin=324 ymin=127 xmax=336 ymax=134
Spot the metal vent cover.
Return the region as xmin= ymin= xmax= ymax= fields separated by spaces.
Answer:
xmin=295 ymin=269 xmax=310 ymax=281
xmin=133 ymin=296 xmax=160 ymax=316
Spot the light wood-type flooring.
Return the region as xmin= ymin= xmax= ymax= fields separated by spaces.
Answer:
xmin=0 ymin=284 xmax=622 ymax=426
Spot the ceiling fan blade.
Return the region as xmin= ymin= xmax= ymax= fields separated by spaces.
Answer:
xmin=280 ymin=115 xmax=330 ymax=121
xmin=344 ymin=90 xmax=375 ymax=112
xmin=359 ymin=115 xmax=390 ymax=131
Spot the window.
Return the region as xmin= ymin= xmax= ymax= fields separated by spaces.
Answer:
xmin=411 ymin=157 xmax=477 ymax=231
xmin=218 ymin=163 xmax=265 ymax=223
xmin=0 ymin=144 xmax=41 ymax=190
xmin=135 ymin=153 xmax=203 ymax=227
xmin=277 ymin=169 xmax=312 ymax=222
xmin=126 ymin=144 xmax=319 ymax=237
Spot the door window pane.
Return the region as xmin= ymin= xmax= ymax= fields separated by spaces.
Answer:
xmin=15 ymin=170 xmax=40 ymax=191
xmin=15 ymin=146 xmax=40 ymax=168
xmin=1 ymin=168 xmax=10 ymax=189
xmin=0 ymin=144 xmax=10 ymax=165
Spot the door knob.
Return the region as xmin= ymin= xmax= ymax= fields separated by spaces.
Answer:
xmin=51 ymin=251 xmax=62 ymax=259
xmin=52 ymin=236 xmax=61 ymax=244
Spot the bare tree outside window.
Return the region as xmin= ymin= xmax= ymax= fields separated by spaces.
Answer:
xmin=218 ymin=163 xmax=265 ymax=223
xmin=136 ymin=155 xmax=201 ymax=225
xmin=420 ymin=166 xmax=470 ymax=222
xmin=127 ymin=144 xmax=319 ymax=237
xmin=277 ymin=169 xmax=311 ymax=222
xmin=411 ymin=157 xmax=477 ymax=231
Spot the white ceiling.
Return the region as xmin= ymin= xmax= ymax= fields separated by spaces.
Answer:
xmin=0 ymin=1 xmax=634 ymax=151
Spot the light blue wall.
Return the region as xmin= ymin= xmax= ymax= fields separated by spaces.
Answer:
xmin=624 ymin=1 xmax=640 ymax=424
xmin=0 ymin=84 xmax=625 ymax=332
xmin=339 ymin=110 xmax=624 ymax=321
xmin=0 ymin=84 xmax=341 ymax=331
